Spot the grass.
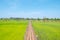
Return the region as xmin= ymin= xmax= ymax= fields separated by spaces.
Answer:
xmin=32 ymin=20 xmax=60 ymax=40
xmin=0 ymin=20 xmax=28 ymax=40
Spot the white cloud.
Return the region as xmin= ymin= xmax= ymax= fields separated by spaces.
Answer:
xmin=4 ymin=0 xmax=19 ymax=9
xmin=37 ymin=0 xmax=49 ymax=2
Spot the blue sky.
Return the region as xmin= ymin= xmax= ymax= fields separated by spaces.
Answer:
xmin=0 ymin=0 xmax=60 ymax=18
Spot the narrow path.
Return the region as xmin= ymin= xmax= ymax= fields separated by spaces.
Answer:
xmin=24 ymin=20 xmax=37 ymax=40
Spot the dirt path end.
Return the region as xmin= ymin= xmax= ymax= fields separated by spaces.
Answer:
xmin=24 ymin=20 xmax=37 ymax=40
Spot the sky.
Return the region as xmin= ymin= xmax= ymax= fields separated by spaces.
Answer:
xmin=0 ymin=0 xmax=60 ymax=18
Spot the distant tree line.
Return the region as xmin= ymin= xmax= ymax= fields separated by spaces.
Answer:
xmin=0 ymin=17 xmax=60 ymax=22
xmin=36 ymin=17 xmax=60 ymax=22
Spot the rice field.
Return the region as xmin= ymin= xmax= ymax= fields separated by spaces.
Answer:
xmin=0 ymin=20 xmax=28 ymax=40
xmin=32 ymin=20 xmax=60 ymax=40
xmin=0 ymin=20 xmax=60 ymax=40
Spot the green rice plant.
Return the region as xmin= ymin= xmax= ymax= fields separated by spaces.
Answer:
xmin=0 ymin=20 xmax=28 ymax=40
xmin=32 ymin=21 xmax=60 ymax=40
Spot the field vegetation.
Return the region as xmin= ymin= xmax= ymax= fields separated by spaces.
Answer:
xmin=0 ymin=18 xmax=60 ymax=40
xmin=32 ymin=20 xmax=60 ymax=40
xmin=0 ymin=19 xmax=28 ymax=40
